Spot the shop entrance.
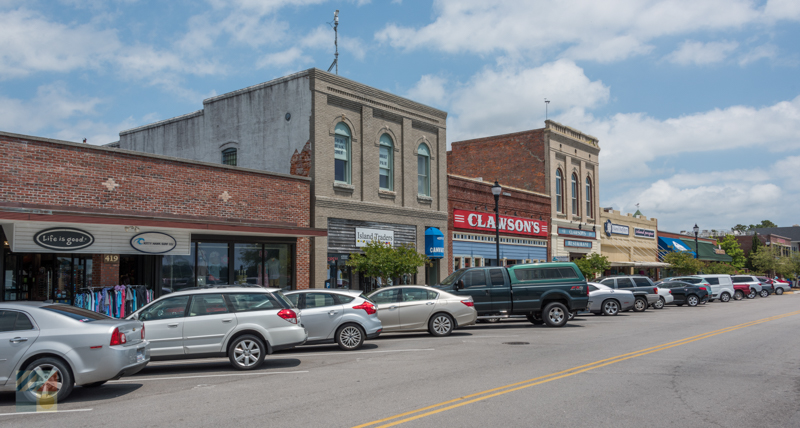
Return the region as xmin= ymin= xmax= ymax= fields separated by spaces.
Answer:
xmin=3 ymin=252 xmax=92 ymax=304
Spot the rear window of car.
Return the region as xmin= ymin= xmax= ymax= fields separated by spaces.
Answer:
xmin=731 ymin=276 xmax=750 ymax=283
xmin=272 ymin=291 xmax=295 ymax=309
xmin=632 ymin=278 xmax=652 ymax=287
xmin=41 ymin=305 xmax=109 ymax=322
xmin=514 ymin=267 xmax=566 ymax=281
xmin=227 ymin=293 xmax=280 ymax=312
xmin=705 ymin=278 xmax=720 ymax=285
xmin=600 ymin=279 xmax=615 ymax=287
xmin=335 ymin=294 xmax=356 ymax=304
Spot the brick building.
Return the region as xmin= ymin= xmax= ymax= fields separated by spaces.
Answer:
xmin=736 ymin=233 xmax=792 ymax=257
xmin=114 ymin=68 xmax=449 ymax=290
xmin=0 ymin=131 xmax=325 ymax=309
xmin=448 ymin=120 xmax=601 ymax=262
xmin=448 ymin=175 xmax=550 ymax=272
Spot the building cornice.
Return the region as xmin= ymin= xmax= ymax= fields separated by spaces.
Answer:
xmin=315 ymin=196 xmax=448 ymax=222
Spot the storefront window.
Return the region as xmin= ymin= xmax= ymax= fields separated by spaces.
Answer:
xmin=163 ymin=244 xmax=197 ymax=293
xmin=265 ymin=245 xmax=291 ymax=290
xmin=4 ymin=251 xmax=17 ymax=301
xmin=234 ymin=243 xmax=263 ymax=286
xmin=197 ymin=242 xmax=229 ymax=286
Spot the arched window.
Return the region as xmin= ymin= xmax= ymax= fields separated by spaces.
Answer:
xmin=334 ymin=123 xmax=351 ymax=183
xmin=571 ymin=173 xmax=579 ymax=216
xmin=585 ymin=177 xmax=593 ymax=218
xmin=221 ymin=148 xmax=237 ymax=166
xmin=417 ymin=143 xmax=430 ymax=196
xmin=379 ymin=134 xmax=393 ymax=190
xmin=555 ymin=169 xmax=563 ymax=213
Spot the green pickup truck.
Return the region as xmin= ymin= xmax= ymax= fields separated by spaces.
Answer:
xmin=434 ymin=262 xmax=589 ymax=327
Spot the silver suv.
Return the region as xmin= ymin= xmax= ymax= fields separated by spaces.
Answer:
xmin=128 ymin=286 xmax=307 ymax=370
xmin=284 ymin=290 xmax=382 ymax=351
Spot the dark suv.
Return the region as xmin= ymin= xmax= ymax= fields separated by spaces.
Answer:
xmin=598 ymin=276 xmax=660 ymax=312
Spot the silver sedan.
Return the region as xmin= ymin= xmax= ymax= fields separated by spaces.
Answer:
xmin=587 ymin=282 xmax=635 ymax=316
xmin=0 ymin=302 xmax=150 ymax=403
xmin=368 ymin=286 xmax=477 ymax=336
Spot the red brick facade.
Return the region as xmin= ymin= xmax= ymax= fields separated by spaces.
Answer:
xmin=92 ymin=254 xmax=120 ymax=288
xmin=447 ymin=129 xmax=547 ymax=194
xmin=447 ymin=174 xmax=551 ymax=272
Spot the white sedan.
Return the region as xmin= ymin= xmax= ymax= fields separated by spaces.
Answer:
xmin=652 ymin=286 xmax=674 ymax=309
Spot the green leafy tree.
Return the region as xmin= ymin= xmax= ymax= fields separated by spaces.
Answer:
xmin=750 ymin=246 xmax=778 ymax=275
xmin=748 ymin=220 xmax=778 ymax=230
xmin=775 ymin=256 xmax=794 ymax=278
xmin=732 ymin=224 xmax=747 ymax=233
xmin=718 ymin=234 xmax=746 ymax=269
xmin=664 ymin=251 xmax=704 ymax=275
xmin=346 ymin=241 xmax=429 ymax=286
xmin=703 ymin=262 xmax=736 ymax=275
xmin=745 ymin=235 xmax=764 ymax=270
xmin=574 ymin=253 xmax=610 ymax=280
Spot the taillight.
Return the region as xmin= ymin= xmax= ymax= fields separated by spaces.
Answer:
xmin=110 ymin=327 xmax=127 ymax=346
xmin=353 ymin=301 xmax=377 ymax=315
xmin=141 ymin=324 xmax=145 ymax=340
xmin=586 ymin=286 xmax=590 ymax=297
xmin=461 ymin=300 xmax=474 ymax=307
xmin=668 ymin=290 xmax=672 ymax=294
xmin=653 ymin=287 xmax=658 ymax=294
xmin=277 ymin=309 xmax=298 ymax=324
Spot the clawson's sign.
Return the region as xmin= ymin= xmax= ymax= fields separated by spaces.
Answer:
xmin=453 ymin=209 xmax=548 ymax=237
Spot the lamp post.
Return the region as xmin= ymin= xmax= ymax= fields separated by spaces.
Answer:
xmin=693 ymin=224 xmax=700 ymax=260
xmin=491 ymin=181 xmax=502 ymax=267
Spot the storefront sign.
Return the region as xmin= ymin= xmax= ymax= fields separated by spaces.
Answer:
xmin=634 ymin=228 xmax=655 ymax=238
xmin=604 ymin=220 xmax=629 ymax=237
xmin=453 ymin=209 xmax=548 ymax=237
xmin=564 ymin=239 xmax=593 ymax=249
xmin=34 ymin=228 xmax=94 ymax=251
xmin=103 ymin=254 xmax=120 ymax=263
xmin=557 ymin=227 xmax=596 ymax=239
xmin=355 ymin=228 xmax=394 ymax=247
xmin=130 ymin=232 xmax=177 ymax=254
xmin=553 ymin=256 xmax=570 ymax=262
xmin=714 ymin=248 xmax=726 ymax=255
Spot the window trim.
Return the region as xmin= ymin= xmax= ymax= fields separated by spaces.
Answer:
xmin=334 ymin=122 xmax=352 ymax=184
xmin=417 ymin=143 xmax=431 ymax=197
xmin=571 ymin=173 xmax=579 ymax=216
xmin=555 ymin=169 xmax=563 ymax=213
xmin=585 ymin=176 xmax=593 ymax=219
xmin=379 ymin=134 xmax=394 ymax=191
xmin=221 ymin=147 xmax=238 ymax=166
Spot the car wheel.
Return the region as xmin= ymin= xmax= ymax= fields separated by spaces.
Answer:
xmin=82 ymin=381 xmax=107 ymax=388
xmin=568 ymin=311 xmax=576 ymax=321
xmin=429 ymin=313 xmax=454 ymax=336
xmin=542 ymin=302 xmax=569 ymax=327
xmin=734 ymin=290 xmax=744 ymax=300
xmin=720 ymin=292 xmax=731 ymax=302
xmin=633 ymin=297 xmax=647 ymax=312
xmin=527 ymin=314 xmax=545 ymax=324
xmin=687 ymin=295 xmax=699 ymax=307
xmin=747 ymin=289 xmax=757 ymax=299
xmin=776 ymin=288 xmax=784 ymax=295
xmin=229 ymin=335 xmax=266 ymax=370
xmin=485 ymin=317 xmax=500 ymax=323
xmin=602 ymin=299 xmax=620 ymax=316
xmin=20 ymin=357 xmax=74 ymax=404
xmin=336 ymin=324 xmax=365 ymax=351
xmin=759 ymin=290 xmax=769 ymax=298
xmin=653 ymin=297 xmax=665 ymax=309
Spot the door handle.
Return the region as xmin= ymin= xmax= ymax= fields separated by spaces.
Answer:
xmin=426 ymin=302 xmax=434 ymax=306
xmin=484 ymin=290 xmax=490 ymax=295
xmin=328 ymin=311 xmax=339 ymax=315
xmin=222 ymin=319 xmax=233 ymax=323
xmin=167 ymin=323 xmax=179 ymax=328
xmin=10 ymin=337 xmax=28 ymax=343
xmin=389 ymin=306 xmax=397 ymax=309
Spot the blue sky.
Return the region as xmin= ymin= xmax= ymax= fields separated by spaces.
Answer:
xmin=2 ymin=0 xmax=800 ymax=232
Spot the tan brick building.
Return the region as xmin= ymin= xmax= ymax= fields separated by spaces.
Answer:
xmin=598 ymin=209 xmax=665 ymax=278
xmin=115 ymin=69 xmax=449 ymax=290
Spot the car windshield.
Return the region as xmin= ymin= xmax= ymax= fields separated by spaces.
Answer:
xmin=41 ymin=305 xmax=110 ymax=322
xmin=272 ymin=291 xmax=296 ymax=309
xmin=439 ymin=269 xmax=466 ymax=286
xmin=590 ymin=283 xmax=610 ymax=290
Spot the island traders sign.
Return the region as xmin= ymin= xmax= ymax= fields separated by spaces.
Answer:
xmin=604 ymin=220 xmax=630 ymax=237
xmin=355 ymin=228 xmax=394 ymax=247
xmin=634 ymin=228 xmax=655 ymax=238
xmin=34 ymin=228 xmax=95 ymax=251
xmin=453 ymin=209 xmax=548 ymax=237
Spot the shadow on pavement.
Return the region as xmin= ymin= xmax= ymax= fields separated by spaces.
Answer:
xmin=0 ymin=383 xmax=142 ymax=406
xmin=137 ymin=357 xmax=301 ymax=376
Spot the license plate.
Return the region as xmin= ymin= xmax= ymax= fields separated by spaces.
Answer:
xmin=136 ymin=348 xmax=145 ymax=363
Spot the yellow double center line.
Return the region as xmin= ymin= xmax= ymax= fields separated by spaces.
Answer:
xmin=354 ymin=310 xmax=800 ymax=428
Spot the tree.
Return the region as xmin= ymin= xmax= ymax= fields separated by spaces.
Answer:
xmin=574 ymin=253 xmax=610 ymax=280
xmin=664 ymin=251 xmax=704 ymax=276
xmin=745 ymin=235 xmax=764 ymax=270
xmin=703 ymin=262 xmax=736 ymax=275
xmin=775 ymin=256 xmax=794 ymax=278
xmin=732 ymin=224 xmax=748 ymax=233
xmin=346 ymin=241 xmax=429 ymax=286
xmin=750 ymin=246 xmax=778 ymax=275
xmin=718 ymin=234 xmax=746 ymax=269
xmin=748 ymin=220 xmax=778 ymax=230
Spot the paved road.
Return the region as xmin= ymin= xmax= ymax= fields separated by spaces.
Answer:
xmin=3 ymin=293 xmax=800 ymax=427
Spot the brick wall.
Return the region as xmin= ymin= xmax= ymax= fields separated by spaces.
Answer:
xmin=447 ymin=175 xmax=551 ymax=272
xmin=92 ymin=254 xmax=120 ymax=287
xmin=447 ymin=129 xmax=547 ymax=194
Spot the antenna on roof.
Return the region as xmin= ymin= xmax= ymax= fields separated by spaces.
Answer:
xmin=544 ymin=98 xmax=550 ymax=120
xmin=327 ymin=10 xmax=339 ymax=74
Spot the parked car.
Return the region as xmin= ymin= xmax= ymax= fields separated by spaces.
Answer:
xmin=128 ymin=286 xmax=307 ymax=370
xmin=435 ymin=263 xmax=589 ymax=327
xmin=657 ymin=281 xmax=709 ymax=307
xmin=586 ymin=283 xmax=635 ymax=315
xmin=772 ymin=279 xmax=792 ymax=295
xmin=0 ymin=302 xmax=150 ymax=403
xmin=653 ymin=286 xmax=674 ymax=309
xmin=671 ymin=277 xmax=712 ymax=303
xmin=283 ymin=289 xmax=382 ymax=351
xmin=731 ymin=275 xmax=764 ymax=299
xmin=693 ymin=274 xmax=735 ymax=302
xmin=368 ymin=286 xmax=476 ymax=336
xmin=756 ymin=277 xmax=777 ymax=297
xmin=598 ymin=276 xmax=659 ymax=312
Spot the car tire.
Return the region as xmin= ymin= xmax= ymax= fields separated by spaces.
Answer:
xmin=653 ymin=297 xmax=665 ymax=309
xmin=542 ymin=302 xmax=569 ymax=327
xmin=20 ymin=357 xmax=74 ymax=404
xmin=720 ymin=292 xmax=731 ymax=302
xmin=526 ymin=314 xmax=545 ymax=324
xmin=568 ymin=311 xmax=576 ymax=321
xmin=602 ymin=299 xmax=620 ymax=316
xmin=429 ymin=313 xmax=454 ymax=336
xmin=776 ymin=288 xmax=784 ymax=295
xmin=747 ymin=289 xmax=757 ymax=299
xmin=336 ymin=324 xmax=365 ymax=351
xmin=687 ymin=295 xmax=699 ymax=307
xmin=82 ymin=381 xmax=107 ymax=388
xmin=486 ymin=318 xmax=500 ymax=323
xmin=734 ymin=290 xmax=744 ymax=300
xmin=759 ymin=289 xmax=769 ymax=298
xmin=633 ymin=297 xmax=647 ymax=312
xmin=228 ymin=335 xmax=266 ymax=370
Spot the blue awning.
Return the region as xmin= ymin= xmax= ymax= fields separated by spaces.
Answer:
xmin=425 ymin=227 xmax=445 ymax=259
xmin=658 ymin=237 xmax=696 ymax=258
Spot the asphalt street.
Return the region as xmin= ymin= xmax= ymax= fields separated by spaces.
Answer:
xmin=2 ymin=293 xmax=800 ymax=427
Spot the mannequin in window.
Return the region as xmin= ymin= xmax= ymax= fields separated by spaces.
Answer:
xmin=208 ymin=251 xmax=222 ymax=283
xmin=267 ymin=255 xmax=280 ymax=287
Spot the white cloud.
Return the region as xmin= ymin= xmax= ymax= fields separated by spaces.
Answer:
xmin=406 ymin=74 xmax=448 ymax=107
xmin=664 ymin=40 xmax=739 ymax=65
xmin=738 ymin=43 xmax=778 ymax=66
xmin=257 ymin=47 xmax=312 ymax=69
xmin=301 ymin=26 xmax=367 ymax=61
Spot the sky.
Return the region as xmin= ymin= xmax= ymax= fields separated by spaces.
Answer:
xmin=1 ymin=0 xmax=800 ymax=232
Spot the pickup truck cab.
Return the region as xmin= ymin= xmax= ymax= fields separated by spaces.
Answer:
xmin=435 ymin=262 xmax=589 ymax=327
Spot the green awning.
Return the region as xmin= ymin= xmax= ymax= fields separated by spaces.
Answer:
xmin=680 ymin=239 xmax=733 ymax=262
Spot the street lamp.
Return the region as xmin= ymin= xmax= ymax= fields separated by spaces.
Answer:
xmin=491 ymin=181 xmax=502 ymax=267
xmin=693 ymin=224 xmax=700 ymax=260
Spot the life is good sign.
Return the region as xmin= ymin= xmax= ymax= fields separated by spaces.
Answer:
xmin=453 ymin=209 xmax=548 ymax=237
xmin=34 ymin=228 xmax=95 ymax=251
xmin=356 ymin=228 xmax=395 ymax=247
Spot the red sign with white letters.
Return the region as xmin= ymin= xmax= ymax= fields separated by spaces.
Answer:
xmin=453 ymin=209 xmax=548 ymax=237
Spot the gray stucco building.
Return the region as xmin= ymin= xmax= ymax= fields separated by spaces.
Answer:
xmin=115 ymin=68 xmax=449 ymax=290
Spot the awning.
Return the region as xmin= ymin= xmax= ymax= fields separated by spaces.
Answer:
xmin=425 ymin=227 xmax=445 ymax=259
xmin=658 ymin=237 xmax=697 ymax=258
xmin=679 ymin=239 xmax=733 ymax=262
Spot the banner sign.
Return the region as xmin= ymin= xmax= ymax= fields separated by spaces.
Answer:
xmin=634 ymin=228 xmax=655 ymax=238
xmin=604 ymin=220 xmax=630 ymax=237
xmin=130 ymin=232 xmax=177 ymax=254
xmin=557 ymin=227 xmax=596 ymax=239
xmin=453 ymin=209 xmax=548 ymax=237
xmin=564 ymin=239 xmax=592 ymax=249
xmin=34 ymin=228 xmax=94 ymax=251
xmin=356 ymin=228 xmax=394 ymax=247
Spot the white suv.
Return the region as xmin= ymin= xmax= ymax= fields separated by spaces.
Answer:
xmin=694 ymin=274 xmax=735 ymax=302
xmin=129 ymin=286 xmax=307 ymax=370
